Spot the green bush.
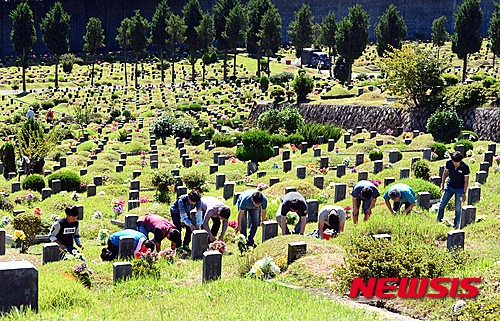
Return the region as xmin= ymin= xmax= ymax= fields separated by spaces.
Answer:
xmin=426 ymin=109 xmax=463 ymax=143
xmin=122 ymin=141 xmax=147 ymax=155
xmin=12 ymin=212 xmax=41 ymax=253
xmin=412 ymin=159 xmax=431 ymax=181
xmin=482 ymin=77 xmax=496 ymax=88
xmin=298 ymin=122 xmax=342 ymax=146
xmin=60 ymin=53 xmax=82 ymax=74
xmin=47 ymin=171 xmax=82 ymax=192
xmin=269 ymin=71 xmax=295 ymax=85
xmin=0 ymin=194 xmax=14 ymax=212
xmin=270 ymin=134 xmax=288 ymax=147
xmin=441 ymin=73 xmax=460 ymax=86
xmin=333 ymin=57 xmax=349 ymax=85
xmin=53 ymin=97 xmax=69 ymax=105
xmin=368 ymin=149 xmax=383 ymax=161
xmin=458 ymin=297 xmax=500 ymax=321
xmin=280 ymin=105 xmax=304 ymax=134
xmin=173 ymin=121 xmax=192 ymax=140
xmin=390 ymin=178 xmax=441 ymax=199
xmin=241 ymin=130 xmax=271 ymax=148
xmin=288 ymin=133 xmax=305 ymax=146
xmin=443 ymin=82 xmax=487 ymax=112
xmin=152 ymin=170 xmax=174 ymax=203
xmin=189 ymin=130 xmax=204 ymax=146
xmin=292 ymin=69 xmax=314 ymax=101
xmin=202 ymin=127 xmax=215 ymax=139
xmin=179 ymin=103 xmax=202 ymax=112
xmin=236 ymin=130 xmax=274 ymax=163
xmin=212 ymin=133 xmax=234 ymax=148
xmin=459 ymin=130 xmax=478 ymax=141
xmin=22 ymin=174 xmax=46 ymax=193
xmin=152 ymin=116 xmax=174 ymax=144
xmin=257 ymin=108 xmax=282 ymax=134
xmin=454 ymin=139 xmax=474 ymax=154
xmin=40 ymin=100 xmax=55 ymax=110
xmin=270 ymin=87 xmax=285 ymax=103
xmin=430 ymin=142 xmax=448 ymax=160
xmin=259 ymin=76 xmax=269 ymax=92
xmin=110 ymin=109 xmax=121 ymax=119
xmin=183 ymin=172 xmax=209 ymax=192
xmin=0 ymin=142 xmax=16 ymax=179
xmin=122 ymin=109 xmax=132 ymax=119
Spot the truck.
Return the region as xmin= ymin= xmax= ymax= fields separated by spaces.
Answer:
xmin=301 ymin=48 xmax=331 ymax=69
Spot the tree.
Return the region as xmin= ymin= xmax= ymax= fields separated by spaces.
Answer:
xmin=432 ymin=16 xmax=449 ymax=53
xmin=223 ymin=2 xmax=247 ymax=77
xmin=311 ymin=23 xmax=322 ymax=48
xmin=40 ymin=2 xmax=71 ymax=89
xmin=259 ymin=7 xmax=282 ymax=77
xmin=292 ymin=69 xmax=314 ymax=102
xmin=128 ymin=10 xmax=149 ymax=88
xmin=489 ymin=3 xmax=500 ymax=69
xmin=151 ymin=0 xmax=171 ymax=83
xmin=18 ymin=119 xmax=53 ymax=174
xmin=288 ymin=4 xmax=313 ymax=67
xmin=320 ymin=12 xmax=337 ymax=77
xmin=10 ymin=2 xmax=36 ymax=93
xmin=166 ymin=14 xmax=186 ymax=84
xmin=213 ymin=0 xmax=237 ymax=81
xmin=335 ymin=4 xmax=370 ymax=82
xmin=451 ymin=0 xmax=482 ymax=82
xmin=380 ymin=44 xmax=446 ymax=110
xmin=246 ymin=0 xmax=273 ymax=76
xmin=196 ymin=13 xmax=215 ymax=82
xmin=374 ymin=4 xmax=407 ymax=57
xmin=182 ymin=0 xmax=203 ymax=82
xmin=116 ymin=17 xmax=131 ymax=86
xmin=83 ymin=17 xmax=105 ymax=87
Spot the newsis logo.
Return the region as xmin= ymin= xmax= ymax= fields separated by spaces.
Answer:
xmin=349 ymin=277 xmax=482 ymax=299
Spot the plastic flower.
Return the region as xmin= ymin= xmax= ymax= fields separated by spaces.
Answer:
xmin=13 ymin=230 xmax=26 ymax=242
xmin=257 ymin=182 xmax=269 ymax=191
xmin=33 ymin=207 xmax=43 ymax=216
xmin=228 ymin=220 xmax=238 ymax=229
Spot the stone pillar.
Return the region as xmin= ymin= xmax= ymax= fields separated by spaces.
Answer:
xmin=447 ymin=230 xmax=465 ymax=251
xmin=131 ymin=180 xmax=140 ymax=191
xmin=93 ymin=175 xmax=103 ymax=186
xmin=487 ymin=143 xmax=496 ymax=155
xmin=400 ymin=168 xmax=410 ymax=179
xmin=460 ymin=206 xmax=476 ymax=229
xmin=87 ymin=184 xmax=96 ymax=197
xmin=282 ymin=150 xmax=290 ymax=161
xmin=467 ymin=186 xmax=481 ymax=205
xmin=215 ymin=174 xmax=226 ymax=189
xmin=373 ymin=161 xmax=383 ymax=174
xmin=327 ymin=139 xmax=335 ymax=152
xmin=355 ymin=153 xmax=364 ymax=166
xmin=0 ymin=261 xmax=38 ymax=313
xmin=336 ymin=164 xmax=346 ymax=178
xmin=389 ymin=150 xmax=399 ymax=163
xmin=417 ymin=192 xmax=430 ymax=210
xmin=223 ymin=182 xmax=235 ymax=200
xmin=296 ymin=166 xmax=306 ymax=179
xmin=283 ymin=160 xmax=292 ymax=173
xmin=484 ymin=151 xmax=494 ymax=166
xmin=118 ymin=236 xmax=135 ymax=258
xmin=51 ymin=179 xmax=61 ymax=194
xmin=320 ymin=156 xmax=329 ymax=169
xmin=422 ymin=148 xmax=431 ymax=160
xmin=209 ymin=164 xmax=218 ymax=174
xmin=313 ymin=176 xmax=324 ymax=189
xmin=475 ymin=171 xmax=487 ymax=184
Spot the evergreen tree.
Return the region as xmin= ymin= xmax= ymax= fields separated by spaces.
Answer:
xmin=375 ymin=4 xmax=407 ymax=57
xmin=223 ymin=2 xmax=247 ymax=77
xmin=245 ymin=0 xmax=273 ymax=76
xmin=259 ymin=7 xmax=281 ymax=77
xmin=9 ymin=2 xmax=36 ymax=93
xmin=288 ymin=4 xmax=313 ymax=68
xmin=128 ymin=10 xmax=149 ymax=88
xmin=196 ymin=13 xmax=215 ymax=82
xmin=335 ymin=4 xmax=370 ymax=82
xmin=432 ymin=16 xmax=449 ymax=59
xmin=489 ymin=3 xmax=500 ymax=69
xmin=166 ymin=14 xmax=186 ymax=84
xmin=151 ymin=0 xmax=171 ymax=83
xmin=213 ymin=0 xmax=237 ymax=81
xmin=182 ymin=0 xmax=203 ymax=82
xmin=40 ymin=2 xmax=71 ymax=89
xmin=320 ymin=12 xmax=337 ymax=77
xmin=451 ymin=0 xmax=482 ymax=82
xmin=116 ymin=17 xmax=131 ymax=86
xmin=83 ymin=17 xmax=105 ymax=87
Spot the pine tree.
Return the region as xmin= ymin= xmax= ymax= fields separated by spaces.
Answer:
xmin=375 ymin=4 xmax=407 ymax=57
xmin=489 ymin=3 xmax=500 ymax=68
xmin=116 ymin=17 xmax=131 ymax=86
xmin=196 ymin=13 xmax=215 ymax=82
xmin=259 ymin=7 xmax=281 ymax=77
xmin=166 ymin=14 xmax=186 ymax=84
xmin=223 ymin=2 xmax=247 ymax=77
xmin=83 ymin=17 xmax=105 ymax=87
xmin=320 ymin=12 xmax=337 ymax=77
xmin=128 ymin=10 xmax=149 ymax=88
xmin=182 ymin=0 xmax=203 ymax=82
xmin=151 ymin=0 xmax=171 ymax=83
xmin=288 ymin=4 xmax=313 ymax=68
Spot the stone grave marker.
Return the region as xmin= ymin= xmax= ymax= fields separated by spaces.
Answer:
xmin=417 ymin=192 xmax=430 ymax=210
xmin=373 ymin=161 xmax=383 ymax=174
xmin=300 ymin=142 xmax=308 ymax=154
xmin=343 ymin=133 xmax=351 ymax=144
xmin=202 ymin=250 xmax=222 ymax=282
xmin=42 ymin=243 xmax=60 ymax=264
xmin=336 ymin=164 xmax=346 ymax=178
xmin=213 ymin=151 xmax=220 ymax=164
xmin=257 ymin=171 xmax=266 ymax=178
xmin=285 ymin=187 xmax=297 ymax=194
xmin=429 ymin=176 xmax=441 ymax=186
xmin=11 ymin=182 xmax=20 ymax=193
xmin=287 ymin=241 xmax=307 ymax=265
xmin=176 ymin=186 xmax=188 ymax=198
xmin=345 ymin=141 xmax=353 ymax=148
xmin=118 ymin=236 xmax=135 ymax=258
xmin=261 ymin=221 xmax=278 ymax=242
xmin=269 ymin=177 xmax=280 ymax=186
xmin=0 ymin=261 xmax=38 ymax=313
xmin=411 ymin=157 xmax=420 ymax=166
xmin=215 ymin=174 xmax=226 ymax=189
xmin=447 ymin=230 xmax=465 ymax=251
xmin=422 ymin=148 xmax=431 ymax=160
xmin=384 ymin=177 xmax=395 ymax=187
xmin=476 ymin=171 xmax=487 ymax=184
xmin=41 ymin=188 xmax=51 ymax=200
xmin=356 ymin=153 xmax=364 ymax=166
xmin=131 ymin=180 xmax=140 ymax=191
xmin=487 ymin=143 xmax=496 ymax=155
xmin=306 ymin=199 xmax=319 ymax=222
xmin=233 ymin=192 xmax=241 ymax=205
xmin=129 ymin=189 xmax=139 ymax=200
xmin=87 ymin=184 xmax=96 ymax=197
xmin=113 ymin=262 xmax=132 ymax=283
xmin=455 ymin=144 xmax=465 ymax=157
xmin=327 ymin=139 xmax=335 ymax=152
xmin=192 ymin=230 xmax=209 ymax=260
xmin=0 ymin=229 xmax=5 ymax=255
xmin=223 ymin=182 xmax=235 ymax=200
xmin=296 ymin=166 xmax=306 ymax=179
xmin=247 ymin=162 xmax=258 ymax=175
xmin=358 ymin=171 xmax=368 ymax=181
xmin=334 ymin=183 xmax=347 ymax=202
xmin=217 ymin=155 xmax=226 ymax=166
xmin=372 ymin=234 xmax=391 ymax=241
xmin=51 ymin=179 xmax=61 ymax=194
xmin=283 ymin=160 xmax=292 ymax=173
xmin=75 ymin=204 xmax=84 ymax=220
xmin=479 ymin=162 xmax=490 ymax=172
xmin=313 ymin=148 xmax=321 ymax=157
xmin=209 ymin=164 xmax=218 ymax=174
xmin=370 ymin=131 xmax=377 ymax=139
xmin=320 ymin=156 xmax=329 ymax=169
xmin=460 ymin=206 xmax=476 ymax=229
xmin=484 ymin=151 xmax=493 ymax=166
xmin=439 ymin=165 xmax=445 ymax=178
xmin=133 ymin=170 xmax=141 ymax=179
xmin=375 ymin=139 xmax=384 ymax=146
xmin=313 ymin=176 xmax=324 ymax=189
xmin=467 ymin=186 xmax=481 ymax=205
xmin=400 ymin=168 xmax=410 ymax=179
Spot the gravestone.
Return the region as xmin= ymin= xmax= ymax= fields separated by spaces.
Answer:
xmin=215 ymin=174 xmax=226 ymax=189
xmin=273 ymin=146 xmax=279 ymax=157
xmin=447 ymin=230 xmax=465 ymax=251
xmin=131 ymin=180 xmax=140 ymax=191
xmin=343 ymin=133 xmax=351 ymax=144
xmin=287 ymin=241 xmax=307 ymax=265
xmin=479 ymin=162 xmax=490 ymax=172
xmin=439 ymin=165 xmax=445 ymax=178
xmin=327 ymin=139 xmax=335 ymax=152
xmin=422 ymin=148 xmax=431 ymax=160
xmin=171 ymin=169 xmax=180 ymax=177
xmin=269 ymin=177 xmax=280 ymax=186
xmin=151 ymin=160 xmax=159 ymax=169
xmin=262 ymin=221 xmax=278 ymax=242
xmin=75 ymin=204 xmax=84 ymax=220
xmin=296 ymin=166 xmax=306 ymax=179
xmin=370 ymin=131 xmax=377 ymax=139
xmin=388 ymin=150 xmax=398 ymax=164
xmin=119 ymin=160 xmax=127 ymax=166
xmin=484 ymin=151 xmax=493 ymax=166
xmin=113 ymin=262 xmax=132 ymax=283
xmin=285 ymin=187 xmax=297 ymax=194
xmin=129 ymin=190 xmax=139 ymax=200
xmin=336 ymin=164 xmax=346 ymax=178
xmin=384 ymin=177 xmax=396 ymax=187
xmin=87 ymin=160 xmax=94 ymax=167
xmin=59 ymin=157 xmax=66 ymax=168
xmin=0 ymin=261 xmax=38 ymax=313
xmin=133 ymin=170 xmax=141 ymax=179
xmin=461 ymin=132 xmax=470 ymax=140
xmin=317 ymin=136 xmax=324 ymax=144
xmin=7 ymin=172 xmax=16 ymax=180
xmin=192 ymin=230 xmax=209 ymax=260
xmin=345 ymin=141 xmax=353 ymax=148
xmin=283 ymin=160 xmax=292 ymax=173
xmin=11 ymin=182 xmax=20 ymax=193
xmin=51 ymin=179 xmax=61 ymax=194
xmin=429 ymin=176 xmax=441 ymax=186
xmin=403 ymin=138 xmax=412 ymax=145
xmin=13 ymin=210 xmax=25 ymax=217
xmin=356 ymin=153 xmax=364 ymax=166
xmin=41 ymin=188 xmax=51 ymax=200
xmin=373 ymin=161 xmax=383 ymax=174
xmin=176 ymin=186 xmax=188 ymax=198
xmin=358 ymin=171 xmax=368 ymax=181
xmin=125 ymin=215 xmax=139 ymax=230
xmin=209 ymin=164 xmax=218 ymax=174
xmin=372 ymin=234 xmax=391 ymax=241
xmin=233 ymin=192 xmax=241 ymax=205
xmin=475 ymin=171 xmax=487 ymax=184
xmin=460 ymin=206 xmax=476 ymax=229
xmin=217 ymin=155 xmax=226 ymax=166
xmin=375 ymin=139 xmax=384 ymax=146
xmin=202 ymin=250 xmax=222 ymax=282
xmin=300 ymin=142 xmax=308 ymax=154
xmin=257 ymin=171 xmax=266 ymax=178
xmin=0 ymin=229 xmax=5 ymax=256
xmin=467 ymin=186 xmax=481 ymax=205
xmin=334 ymin=183 xmax=347 ymax=202
xmin=223 ymin=182 xmax=235 ymax=200
xmin=213 ymin=151 xmax=221 ymax=164
xmin=282 ymin=150 xmax=290 ymax=161
xmin=42 ymin=243 xmax=60 ymax=264
xmin=87 ymin=184 xmax=96 ymax=197
xmin=313 ymin=176 xmax=324 ymax=189
xmin=400 ymin=168 xmax=410 ymax=179
xmin=320 ymin=156 xmax=329 ymax=169
xmin=118 ymin=236 xmax=135 ymax=258
xmin=306 ymin=199 xmax=319 ymax=222
xmin=247 ymin=162 xmax=258 ymax=175
xmin=313 ymin=148 xmax=321 ymax=157
xmin=487 ymin=143 xmax=496 ymax=155
xmin=455 ymin=144 xmax=465 ymax=157
xmin=411 ymin=157 xmax=420 ymax=166
xmin=417 ymin=192 xmax=431 ymax=210
xmin=357 ymin=138 xmax=365 ymax=144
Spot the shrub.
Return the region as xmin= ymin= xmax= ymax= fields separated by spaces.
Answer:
xmin=459 ymin=130 xmax=478 ymax=141
xmin=211 ymin=133 xmax=234 ymax=148
xmin=40 ymin=100 xmax=55 ymax=110
xmin=482 ymin=77 xmax=496 ymax=88
xmin=22 ymin=174 xmax=46 ymax=193
xmin=430 ymin=142 xmax=448 ymax=160
xmin=202 ymin=127 xmax=215 ymax=139
xmin=454 ymin=139 xmax=474 ymax=154
xmin=368 ymin=149 xmax=383 ymax=161
xmin=183 ymin=172 xmax=209 ymax=192
xmin=269 ymin=134 xmax=288 ymax=147
xmin=269 ymin=72 xmax=295 ymax=86
xmin=179 ymin=103 xmax=202 ymax=112
xmin=298 ymin=122 xmax=342 ymax=146
xmin=12 ymin=212 xmax=41 ymax=253
xmin=53 ymin=97 xmax=69 ymax=105
xmin=390 ymin=178 xmax=441 ymax=199
xmin=60 ymin=53 xmax=82 ymax=74
xmin=288 ymin=133 xmax=305 ymax=146
xmin=412 ymin=159 xmax=431 ymax=181
xmin=236 ymin=130 xmax=274 ymax=163
xmin=257 ymin=108 xmax=282 ymax=134
xmin=426 ymin=109 xmax=463 ymax=143
xmin=0 ymin=142 xmax=16 ymax=179
xmin=441 ymin=73 xmax=460 ymax=86
xmin=122 ymin=141 xmax=147 ymax=155
xmin=122 ymin=109 xmax=132 ymax=119
xmin=292 ymin=69 xmax=314 ymax=101
xmin=110 ymin=109 xmax=121 ymax=119
xmin=259 ymin=76 xmax=269 ymax=92
xmin=47 ymin=171 xmax=82 ymax=192
xmin=443 ymin=82 xmax=487 ymax=112
xmin=152 ymin=116 xmax=174 ymax=144
xmin=151 ymin=170 xmax=174 ymax=192
xmin=173 ymin=121 xmax=192 ymax=140
xmin=189 ymin=130 xmax=204 ymax=146
xmin=270 ymin=87 xmax=285 ymax=103
xmin=0 ymin=194 xmax=14 ymax=212
xmin=280 ymin=105 xmax=304 ymax=134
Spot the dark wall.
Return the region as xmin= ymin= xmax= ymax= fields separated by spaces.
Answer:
xmin=0 ymin=0 xmax=496 ymax=57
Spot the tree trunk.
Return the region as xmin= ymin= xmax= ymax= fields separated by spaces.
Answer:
xmin=267 ymin=53 xmax=271 ymax=78
xmin=223 ymin=49 xmax=228 ymax=81
xmin=493 ymin=54 xmax=496 ymax=69
xmin=202 ymin=49 xmax=206 ymax=82
xmin=160 ymin=47 xmax=164 ymax=83
xmin=124 ymin=49 xmax=128 ymax=86
xmin=347 ymin=62 xmax=352 ymax=84
xmin=328 ymin=47 xmax=333 ymax=78
xmin=257 ymin=47 xmax=261 ymax=77
xmin=22 ymin=49 xmax=27 ymax=92
xmin=300 ymin=48 xmax=303 ymax=69
xmin=233 ymin=48 xmax=237 ymax=77
xmin=462 ymin=54 xmax=467 ymax=83
xmin=91 ymin=53 xmax=95 ymax=87
xmin=135 ymin=53 xmax=139 ymax=88
xmin=172 ymin=46 xmax=176 ymax=84
xmin=191 ymin=49 xmax=196 ymax=82
xmin=55 ymin=57 xmax=59 ymax=88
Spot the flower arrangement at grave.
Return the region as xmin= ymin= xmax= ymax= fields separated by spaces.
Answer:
xmin=133 ymin=249 xmax=160 ymax=278
xmin=493 ymin=166 xmax=500 ymax=174
xmin=246 ymin=257 xmax=281 ymax=280
xmin=286 ymin=212 xmax=300 ymax=226
xmin=33 ymin=207 xmax=43 ymax=216
xmin=139 ymin=196 xmax=150 ymax=204
xmin=370 ymin=179 xmax=382 ymax=187
xmin=0 ymin=215 xmax=11 ymax=227
xmin=158 ymin=248 xmax=176 ymax=263
xmin=342 ymin=157 xmax=351 ymax=166
xmin=92 ymin=211 xmax=103 ymax=220
xmin=13 ymin=230 xmax=26 ymax=243
xmin=98 ymin=229 xmax=109 ymax=245
xmin=257 ymin=183 xmax=268 ymax=191
xmin=235 ymin=234 xmax=248 ymax=255
xmin=494 ymin=155 xmax=500 ymax=165
xmin=386 ymin=139 xmax=396 ymax=144
xmin=70 ymin=191 xmax=80 ymax=201
xmin=228 ymin=220 xmax=238 ymax=230
xmin=315 ymin=191 xmax=330 ymax=204
xmin=71 ymin=262 xmax=93 ymax=289
xmin=334 ymin=146 xmax=340 ymax=154
xmin=290 ymin=144 xmax=298 ymax=153
xmin=12 ymin=212 xmax=41 ymax=253
xmin=430 ymin=152 xmax=439 ymax=161
xmin=344 ymin=206 xmax=352 ymax=219
xmin=476 ymin=146 xmax=485 ymax=155
xmin=209 ymin=241 xmax=226 ymax=254
xmin=111 ymin=198 xmax=125 ymax=217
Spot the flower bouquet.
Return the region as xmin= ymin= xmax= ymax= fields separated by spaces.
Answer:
xmin=72 ymin=262 xmax=93 ymax=288
xmin=246 ymin=257 xmax=281 ymax=280
xmin=235 ymin=234 xmax=248 ymax=255
xmin=98 ymin=229 xmax=109 ymax=245
xmin=228 ymin=220 xmax=238 ymax=229
xmin=286 ymin=212 xmax=299 ymax=226
xmin=158 ymin=248 xmax=176 ymax=263
xmin=111 ymin=198 xmax=125 ymax=218
xmin=322 ymin=229 xmax=335 ymax=240
xmin=209 ymin=240 xmax=226 ymax=254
